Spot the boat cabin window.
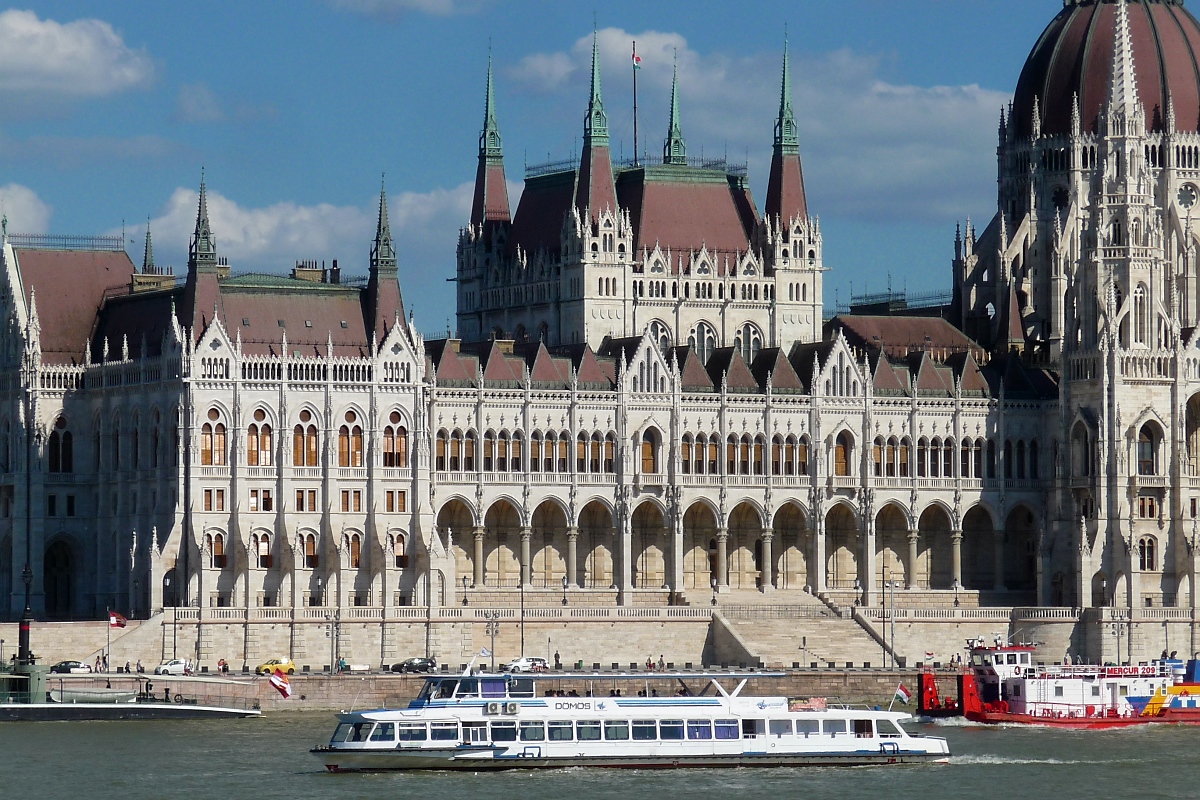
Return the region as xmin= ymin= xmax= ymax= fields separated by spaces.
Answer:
xmin=795 ymin=719 xmax=820 ymax=736
xmin=369 ymin=722 xmax=395 ymax=742
xmin=879 ymin=720 xmax=905 ymax=738
xmin=397 ymin=723 xmax=427 ymax=741
xmin=604 ymin=720 xmax=630 ymax=740
xmin=481 ymin=678 xmax=507 ymax=698
xmin=519 ymin=721 xmax=545 ymax=742
xmin=1013 ymin=685 xmax=1022 ymax=697
xmin=508 ymin=678 xmax=536 ymax=698
xmin=742 ymin=719 xmax=766 ymax=738
xmin=1054 ymin=686 xmax=1064 ymax=697
xmin=334 ymin=722 xmax=374 ymax=742
xmin=417 ymin=682 xmax=435 ymax=701
xmin=823 ymin=719 xmax=848 ymax=736
xmin=456 ymin=678 xmax=479 ymax=698
xmin=577 ymin=720 xmax=602 ymax=741
xmin=1007 ymin=654 xmax=1018 ymax=665
xmin=769 ymin=719 xmax=792 ymax=737
xmin=434 ymin=680 xmax=458 ymax=699
xmin=715 ymin=719 xmax=740 ymax=740
xmin=687 ymin=720 xmax=713 ymax=740
xmin=632 ymin=720 xmax=657 ymax=740
xmin=971 ymin=654 xmax=984 ymax=667
xmin=659 ymin=720 xmax=685 ymax=740
xmin=489 ymin=721 xmax=517 ymax=741
xmin=462 ymin=722 xmax=487 ymax=744
xmin=548 ymin=721 xmax=573 ymax=741
xmin=1091 ymin=685 xmax=1101 ymax=697
xmin=1021 ymin=653 xmax=1031 ymax=665
xmin=852 ymin=719 xmax=874 ymax=738
xmin=430 ymin=722 xmax=459 ymax=740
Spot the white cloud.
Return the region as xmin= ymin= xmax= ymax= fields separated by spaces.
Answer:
xmin=137 ymin=183 xmax=472 ymax=322
xmin=327 ymin=0 xmax=486 ymax=19
xmin=0 ymin=10 xmax=152 ymax=97
xmin=175 ymin=83 xmax=225 ymax=123
xmin=0 ymin=183 xmax=52 ymax=234
xmin=509 ymin=28 xmax=1009 ymax=224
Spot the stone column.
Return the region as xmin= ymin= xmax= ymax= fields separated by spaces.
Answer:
xmin=760 ymin=532 xmax=774 ymax=592
xmin=472 ymin=526 xmax=485 ymax=588
xmin=519 ymin=527 xmax=532 ymax=587
xmin=813 ymin=516 xmax=826 ymax=593
xmin=993 ymin=529 xmax=1007 ymax=590
xmin=566 ymin=526 xmax=579 ymax=589
xmin=862 ymin=516 xmax=877 ymax=607
xmin=951 ymin=530 xmax=963 ymax=589
xmin=716 ymin=528 xmax=729 ymax=589
xmin=906 ymin=532 xmax=920 ymax=590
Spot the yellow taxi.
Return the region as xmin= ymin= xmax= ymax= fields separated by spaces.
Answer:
xmin=254 ymin=657 xmax=297 ymax=675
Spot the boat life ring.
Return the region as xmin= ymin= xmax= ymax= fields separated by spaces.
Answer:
xmin=1014 ymin=667 xmax=1023 ymax=677
xmin=1183 ymin=690 xmax=1190 ymax=698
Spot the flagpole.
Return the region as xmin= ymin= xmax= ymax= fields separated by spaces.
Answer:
xmin=632 ymin=40 xmax=639 ymax=166
xmin=888 ymin=681 xmax=899 ymax=712
xmin=106 ymin=606 xmax=110 ymax=673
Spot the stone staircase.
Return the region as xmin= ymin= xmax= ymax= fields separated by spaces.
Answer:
xmin=715 ymin=595 xmax=893 ymax=668
xmin=81 ymin=613 xmax=166 ymax=668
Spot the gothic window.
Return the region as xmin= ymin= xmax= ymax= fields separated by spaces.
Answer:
xmin=293 ymin=410 xmax=319 ymax=467
xmin=681 ymin=435 xmax=693 ymax=474
xmin=917 ymin=438 xmax=928 ymax=478
xmin=530 ymin=432 xmax=541 ymax=473
xmin=604 ymin=433 xmax=615 ymax=473
xmin=304 ymin=533 xmax=318 ymax=569
xmin=649 ymin=259 xmax=664 ymax=274
xmin=450 ymin=429 xmax=462 ymax=471
xmin=384 ymin=412 xmax=408 ymax=468
xmin=641 ymin=429 xmax=659 ymax=474
xmin=834 ymin=431 xmax=853 ymax=477
xmin=254 ymin=532 xmax=272 ymax=569
xmin=1138 ymin=536 xmax=1157 ymax=571
xmin=873 ymin=437 xmax=884 ymax=477
xmin=339 ymin=411 xmax=363 ymax=467
xmin=733 ymin=322 xmax=762 ymax=364
xmin=647 ymin=320 xmax=671 ymax=357
xmin=798 ymin=436 xmax=810 ymax=476
xmin=48 ymin=417 xmax=73 ymax=474
xmin=349 ymin=533 xmax=362 ymax=568
xmin=247 ymin=409 xmax=273 ymax=467
xmin=689 ymin=321 xmax=718 ymax=365
xmin=557 ymin=432 xmax=569 ymax=473
xmin=150 ymin=412 xmax=161 ymax=470
xmin=201 ymin=410 xmax=226 ymax=467
xmin=484 ymin=431 xmax=496 ymax=471
xmin=392 ymin=533 xmax=408 ymax=568
xmin=694 ymin=433 xmax=707 ymax=474
xmin=590 ymin=432 xmax=602 ymax=473
xmin=1029 ymin=439 xmax=1039 ymax=479
xmin=900 ymin=438 xmax=911 ymax=478
xmin=1138 ymin=424 xmax=1159 ymax=475
xmin=886 ymin=438 xmax=898 ymax=478
xmin=1133 ymin=284 xmax=1149 ymax=345
xmin=1004 ymin=440 xmax=1014 ymax=479
xmin=207 ymin=533 xmax=226 ymax=569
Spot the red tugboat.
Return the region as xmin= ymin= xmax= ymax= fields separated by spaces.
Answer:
xmin=921 ymin=638 xmax=1200 ymax=729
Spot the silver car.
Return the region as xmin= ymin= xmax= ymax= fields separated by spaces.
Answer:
xmin=153 ymin=659 xmax=189 ymax=675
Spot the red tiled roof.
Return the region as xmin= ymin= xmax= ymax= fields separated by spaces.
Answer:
xmin=765 ymin=152 xmax=808 ymax=224
xmin=575 ymin=144 xmax=618 ymax=220
xmin=218 ymin=288 xmax=370 ymax=358
xmin=673 ymin=347 xmax=715 ymax=391
xmin=15 ymin=248 xmax=136 ymax=364
xmin=750 ymin=348 xmax=804 ymax=393
xmin=509 ymin=171 xmax=573 ymax=257
xmin=872 ymin=356 xmax=907 ymax=395
xmin=617 ymin=169 xmax=757 ymax=263
xmin=471 ymin=160 xmax=511 ymax=227
xmin=827 ymin=315 xmax=987 ymax=362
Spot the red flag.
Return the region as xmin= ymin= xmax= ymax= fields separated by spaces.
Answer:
xmin=109 ymin=612 xmax=127 ymax=629
xmin=270 ymin=668 xmax=292 ymax=699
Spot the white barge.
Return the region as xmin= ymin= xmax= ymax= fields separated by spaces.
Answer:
xmin=311 ymin=672 xmax=949 ymax=771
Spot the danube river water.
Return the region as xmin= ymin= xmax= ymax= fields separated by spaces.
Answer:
xmin=1 ymin=714 xmax=1198 ymax=799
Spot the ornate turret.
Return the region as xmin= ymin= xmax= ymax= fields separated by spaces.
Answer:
xmin=188 ymin=174 xmax=219 ymax=274
xmin=470 ymin=55 xmax=511 ymax=229
xmin=371 ymin=179 xmax=397 ymax=274
xmin=367 ymin=181 xmax=405 ymax=343
xmin=142 ymin=218 xmax=155 ymax=271
xmin=663 ymin=58 xmax=687 ymax=165
xmin=764 ymin=37 xmax=809 ymax=224
xmin=574 ymin=32 xmax=618 ymax=220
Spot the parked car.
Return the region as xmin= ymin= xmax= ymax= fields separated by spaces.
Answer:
xmin=503 ymin=657 xmax=548 ymax=673
xmin=390 ymin=657 xmax=437 ymax=674
xmin=255 ymin=657 xmax=297 ymax=676
xmin=49 ymin=660 xmax=92 ymax=674
xmin=153 ymin=659 xmax=190 ymax=676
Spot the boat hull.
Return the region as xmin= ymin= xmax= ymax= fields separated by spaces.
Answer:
xmin=311 ymin=746 xmax=948 ymax=772
xmin=0 ymin=702 xmax=260 ymax=721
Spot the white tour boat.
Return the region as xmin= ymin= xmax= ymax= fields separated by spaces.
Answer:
xmin=311 ymin=671 xmax=950 ymax=771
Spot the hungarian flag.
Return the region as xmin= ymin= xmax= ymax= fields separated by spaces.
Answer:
xmin=109 ymin=612 xmax=127 ymax=629
xmin=632 ymin=51 xmax=642 ymax=70
xmin=270 ymin=668 xmax=292 ymax=699
xmin=894 ymin=684 xmax=912 ymax=705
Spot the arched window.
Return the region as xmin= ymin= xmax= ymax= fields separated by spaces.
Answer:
xmin=943 ymin=438 xmax=954 ymax=477
xmin=886 ymin=438 xmax=898 ymax=477
xmin=647 ymin=320 xmax=672 ymax=357
xmin=641 ymin=429 xmax=659 ymax=474
xmin=557 ymin=433 xmax=569 ymax=473
xmin=464 ymin=430 xmax=478 ymax=471
xmin=349 ymin=533 xmax=361 ymax=569
xmin=726 ymin=435 xmax=738 ymax=475
xmin=929 ymin=438 xmax=941 ymax=477
xmin=753 ymin=436 xmax=765 ymax=475
xmin=48 ymin=417 xmax=73 ymax=473
xmin=111 ymin=421 xmax=121 ymax=470
xmin=292 ymin=410 xmax=319 ymax=467
xmin=497 ymin=431 xmax=509 ymax=472
xmin=798 ymin=436 xmax=810 ymax=476
xmin=1139 ymin=536 xmax=1157 ymax=571
xmin=530 ymin=432 xmax=542 ymax=473
xmin=590 ymin=432 xmax=602 ymax=473
xmin=917 ymin=438 xmax=928 ymax=478
xmin=733 ymin=322 xmax=763 ymax=365
xmin=304 ymin=533 xmax=318 ymax=569
xmin=247 ymin=409 xmax=273 ymax=467
xmin=150 ymin=413 xmax=161 ymax=469
xmin=681 ymin=434 xmax=693 ymax=475
xmin=436 ymin=430 xmax=448 ymax=471
xmin=688 ymin=321 xmax=718 ymax=365
xmin=576 ymin=432 xmax=587 ymax=473
xmin=1029 ymin=439 xmax=1039 ymax=479
xmin=987 ymin=440 xmax=997 ymax=479
xmin=1138 ymin=424 xmax=1158 ymax=475
xmin=208 ymin=533 xmax=226 ymax=569
xmin=201 ymin=409 xmax=226 ymax=466
xmin=254 ymin=532 xmax=272 ymax=569
xmin=899 ymin=437 xmax=911 ymax=478
xmin=873 ymin=437 xmax=884 ymax=477
xmin=511 ymin=431 xmax=523 ymax=472
xmin=392 ymin=533 xmax=408 ymax=568
xmin=338 ymin=411 xmax=363 ymax=468
xmin=604 ymin=433 xmax=616 ymax=473
xmin=1133 ymin=283 xmax=1148 ymax=345
xmin=1016 ymin=440 xmax=1027 ymax=479
xmin=382 ymin=412 xmax=407 ymax=468
xmin=1004 ymin=440 xmax=1014 ymax=479
xmin=834 ymin=432 xmax=853 ymax=477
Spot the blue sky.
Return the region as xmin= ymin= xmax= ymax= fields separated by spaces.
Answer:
xmin=0 ymin=0 xmax=1057 ymax=329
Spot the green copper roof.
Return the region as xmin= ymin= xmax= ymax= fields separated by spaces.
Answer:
xmin=371 ymin=180 xmax=397 ymax=273
xmin=480 ymin=54 xmax=503 ymax=161
xmin=664 ymin=59 xmax=686 ymax=165
xmin=583 ymin=31 xmax=609 ymax=146
xmin=774 ymin=37 xmax=799 ymax=155
xmin=189 ymin=173 xmax=219 ymax=272
xmin=142 ymin=218 xmax=154 ymax=270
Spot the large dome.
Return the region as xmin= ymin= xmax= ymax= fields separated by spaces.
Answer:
xmin=1013 ymin=0 xmax=1200 ymax=138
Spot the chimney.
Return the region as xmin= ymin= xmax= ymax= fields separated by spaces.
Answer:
xmin=330 ymin=258 xmax=340 ymax=284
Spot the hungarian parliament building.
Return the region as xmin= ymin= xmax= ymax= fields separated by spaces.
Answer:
xmin=2 ymin=0 xmax=1199 ymax=621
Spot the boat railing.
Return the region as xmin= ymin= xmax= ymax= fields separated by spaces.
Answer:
xmin=1029 ymin=663 xmax=1173 ymax=679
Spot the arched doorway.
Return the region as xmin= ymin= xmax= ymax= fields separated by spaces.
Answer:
xmin=683 ymin=502 xmax=719 ymax=589
xmin=483 ymin=500 xmax=521 ymax=587
xmin=437 ymin=499 xmax=475 ymax=587
xmin=530 ymin=501 xmax=567 ymax=587
xmin=631 ymin=502 xmax=666 ymax=589
xmin=162 ymin=567 xmax=179 ymax=608
xmin=961 ymin=506 xmax=996 ymax=590
xmin=917 ymin=506 xmax=954 ymax=589
xmin=728 ymin=502 xmax=764 ymax=589
xmin=578 ymin=501 xmax=614 ymax=588
xmin=1004 ymin=506 xmax=1038 ymax=591
xmin=44 ymin=540 xmax=73 ymax=619
xmin=875 ymin=504 xmax=907 ymax=590
xmin=825 ymin=505 xmax=858 ymax=588
xmin=771 ymin=504 xmax=807 ymax=590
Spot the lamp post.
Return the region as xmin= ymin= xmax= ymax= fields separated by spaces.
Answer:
xmin=484 ymin=610 xmax=500 ymax=672
xmin=1111 ymin=621 xmax=1127 ymax=666
xmin=326 ymin=609 xmax=340 ymax=674
xmin=519 ymin=557 xmax=526 ymax=658
xmin=561 ymin=575 xmax=568 ymax=606
xmin=462 ymin=575 xmax=469 ymax=607
xmin=710 ymin=576 xmax=717 ymax=606
xmin=881 ymin=564 xmax=889 ymax=669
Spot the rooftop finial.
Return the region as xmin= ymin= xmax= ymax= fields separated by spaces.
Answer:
xmin=143 ymin=217 xmax=154 ymax=271
xmin=372 ymin=175 xmax=397 ymax=273
xmin=481 ymin=50 xmax=503 ymax=159
xmin=774 ymin=32 xmax=798 ymax=155
xmin=664 ymin=50 xmax=687 ymax=165
xmin=1108 ymin=0 xmax=1141 ymax=119
xmin=189 ymin=168 xmax=218 ymax=271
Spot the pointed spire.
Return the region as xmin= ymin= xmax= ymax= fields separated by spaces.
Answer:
xmin=1032 ymin=96 xmax=1042 ymax=139
xmin=774 ymin=33 xmax=799 ymax=156
xmin=371 ymin=176 xmax=397 ymax=273
xmin=480 ymin=52 xmax=503 ymax=160
xmin=664 ymin=54 xmax=687 ymax=165
xmin=1071 ymin=92 xmax=1081 ymax=137
xmin=583 ymin=30 xmax=609 ymax=147
xmin=142 ymin=217 xmax=155 ymax=272
xmin=1108 ymin=0 xmax=1140 ymax=119
xmin=189 ymin=170 xmax=218 ymax=272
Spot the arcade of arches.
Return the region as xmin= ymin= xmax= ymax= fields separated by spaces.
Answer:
xmin=436 ymin=497 xmax=1036 ymax=602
